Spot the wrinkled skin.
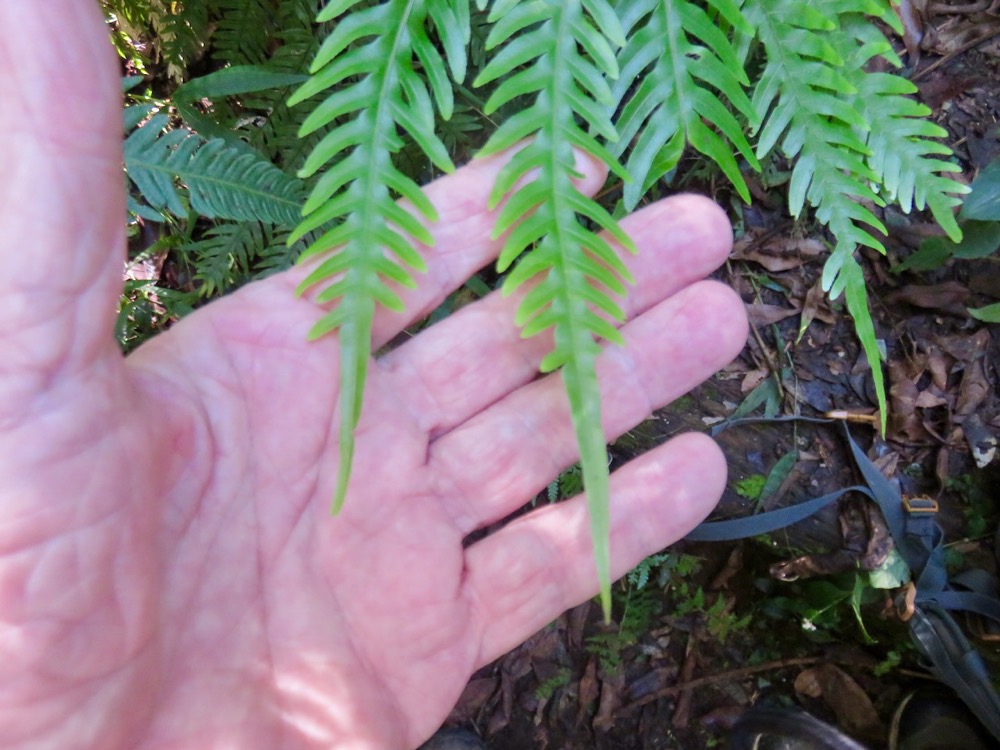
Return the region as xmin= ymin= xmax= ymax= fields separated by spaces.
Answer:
xmin=0 ymin=2 xmax=747 ymax=748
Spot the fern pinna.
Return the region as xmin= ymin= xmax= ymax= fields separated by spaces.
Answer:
xmin=287 ymin=0 xmax=469 ymax=511
xmin=610 ymin=0 xmax=759 ymax=210
xmin=474 ymin=0 xmax=635 ymax=620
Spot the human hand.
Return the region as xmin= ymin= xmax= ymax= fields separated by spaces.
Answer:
xmin=0 ymin=2 xmax=747 ymax=748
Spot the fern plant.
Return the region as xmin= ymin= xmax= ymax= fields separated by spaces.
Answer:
xmin=113 ymin=0 xmax=969 ymax=623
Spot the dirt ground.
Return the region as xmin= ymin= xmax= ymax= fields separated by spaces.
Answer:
xmin=435 ymin=10 xmax=1000 ymax=750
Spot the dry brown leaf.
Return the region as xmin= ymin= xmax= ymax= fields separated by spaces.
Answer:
xmin=915 ymin=389 xmax=949 ymax=408
xmin=800 ymin=278 xmax=837 ymax=331
xmin=747 ymin=302 xmax=801 ymax=327
xmin=447 ymin=677 xmax=496 ymax=724
xmin=957 ymin=353 xmax=991 ymax=416
xmin=732 ymin=236 xmax=826 ymax=272
xmin=931 ymin=17 xmax=1000 ymax=56
xmin=577 ymin=657 xmax=599 ymax=725
xmin=592 ymin=671 xmax=623 ymax=733
xmin=887 ymin=281 xmax=971 ymax=315
xmin=889 ymin=361 xmax=931 ymax=442
xmin=793 ymin=664 xmax=882 ymax=739
xmin=741 ymin=368 xmax=768 ymax=393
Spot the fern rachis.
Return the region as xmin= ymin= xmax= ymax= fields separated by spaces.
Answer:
xmin=289 ymin=0 xmax=467 ymax=511
xmin=474 ymin=0 xmax=635 ymax=620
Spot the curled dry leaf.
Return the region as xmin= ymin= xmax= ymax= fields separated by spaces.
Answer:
xmin=732 ymin=235 xmax=826 ymax=272
xmin=793 ymin=664 xmax=882 ymax=739
xmin=747 ymin=302 xmax=802 ymax=327
xmin=957 ymin=348 xmax=991 ymax=416
xmin=887 ymin=281 xmax=971 ymax=316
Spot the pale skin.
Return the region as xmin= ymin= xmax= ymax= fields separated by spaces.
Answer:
xmin=0 ymin=1 xmax=748 ymax=749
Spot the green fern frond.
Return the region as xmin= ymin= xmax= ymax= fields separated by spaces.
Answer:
xmin=125 ymin=108 xmax=306 ymax=225
xmin=610 ymin=0 xmax=760 ymax=209
xmin=832 ymin=13 xmax=969 ymax=241
xmin=150 ymin=0 xmax=212 ymax=82
xmin=245 ymin=0 xmax=327 ymax=171
xmin=211 ymin=0 xmax=277 ymax=67
xmin=475 ymin=0 xmax=635 ymax=622
xmin=186 ymin=220 xmax=272 ymax=297
xmin=747 ymin=0 xmax=890 ymax=428
xmin=289 ymin=0 xmax=469 ymax=513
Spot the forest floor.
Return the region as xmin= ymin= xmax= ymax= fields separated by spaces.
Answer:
xmin=434 ymin=12 xmax=1000 ymax=750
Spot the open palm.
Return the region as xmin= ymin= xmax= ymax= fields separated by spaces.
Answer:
xmin=0 ymin=2 xmax=747 ymax=748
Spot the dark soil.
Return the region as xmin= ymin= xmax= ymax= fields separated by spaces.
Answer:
xmin=435 ymin=12 xmax=1000 ymax=750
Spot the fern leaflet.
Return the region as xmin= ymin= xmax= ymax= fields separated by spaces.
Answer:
xmin=289 ymin=0 xmax=469 ymax=512
xmin=124 ymin=107 xmax=306 ymax=225
xmin=610 ymin=0 xmax=759 ymax=209
xmin=475 ymin=0 xmax=635 ymax=621
xmin=832 ymin=12 xmax=969 ymax=240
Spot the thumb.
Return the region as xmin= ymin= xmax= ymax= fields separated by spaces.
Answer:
xmin=0 ymin=0 xmax=125 ymax=421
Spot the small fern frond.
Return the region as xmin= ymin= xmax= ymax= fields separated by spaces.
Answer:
xmin=475 ymin=0 xmax=635 ymax=621
xmin=833 ymin=13 xmax=970 ymax=242
xmin=747 ymin=0 xmax=914 ymax=433
xmin=125 ymin=108 xmax=307 ymax=225
xmin=289 ymin=0 xmax=469 ymax=512
xmin=185 ymin=220 xmax=272 ymax=297
xmin=610 ymin=0 xmax=759 ymax=209
xmin=211 ymin=0 xmax=277 ymax=67
xmin=149 ymin=0 xmax=212 ymax=82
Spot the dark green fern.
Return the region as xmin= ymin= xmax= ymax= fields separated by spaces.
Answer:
xmin=211 ymin=0 xmax=277 ymax=67
xmin=125 ymin=106 xmax=307 ymax=225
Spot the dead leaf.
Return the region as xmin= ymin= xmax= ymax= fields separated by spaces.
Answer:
xmin=799 ymin=278 xmax=837 ymax=333
xmin=709 ymin=545 xmax=744 ymax=591
xmin=741 ymin=368 xmax=768 ymax=393
xmin=592 ymin=671 xmax=623 ymax=733
xmin=887 ymin=282 xmax=971 ymax=316
xmin=889 ymin=361 xmax=930 ymax=442
xmin=957 ymin=352 xmax=991 ymax=417
xmin=577 ymin=657 xmax=599 ymax=726
xmin=732 ymin=236 xmax=826 ymax=272
xmin=935 ymin=446 xmax=951 ymax=488
xmin=124 ymin=249 xmax=167 ymax=282
xmin=915 ymin=389 xmax=948 ymax=408
xmin=671 ymin=640 xmax=699 ymax=730
xmin=793 ymin=664 xmax=882 ymax=739
xmin=747 ymin=302 xmax=801 ymax=327
xmin=447 ymin=677 xmax=496 ymax=725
